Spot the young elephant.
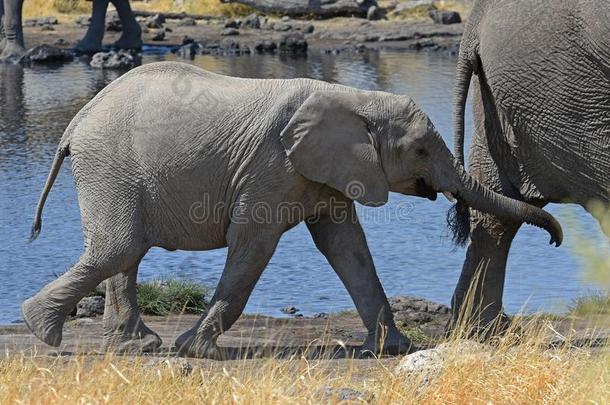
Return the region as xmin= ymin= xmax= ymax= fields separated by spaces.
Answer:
xmin=24 ymin=62 xmax=562 ymax=358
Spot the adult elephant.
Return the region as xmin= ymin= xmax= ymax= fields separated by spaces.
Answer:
xmin=0 ymin=0 xmax=141 ymax=61
xmin=449 ymin=0 xmax=609 ymax=333
xmin=23 ymin=62 xmax=561 ymax=358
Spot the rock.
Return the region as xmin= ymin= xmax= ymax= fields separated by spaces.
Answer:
xmin=300 ymin=23 xmax=314 ymax=34
xmin=76 ymin=296 xmax=105 ymax=318
xmin=389 ymin=296 xmax=451 ymax=325
xmin=366 ymin=5 xmax=378 ymax=20
xmin=146 ymin=358 xmax=194 ymax=376
xmin=174 ymin=37 xmax=204 ymax=58
xmin=318 ymin=387 xmax=373 ymax=402
xmin=429 ymin=10 xmax=461 ymax=25
xmin=222 ymin=28 xmax=240 ymax=36
xmin=177 ymin=17 xmax=197 ymax=26
xmin=40 ymin=25 xmax=55 ymax=31
xmin=106 ymin=13 xmax=122 ymax=32
xmin=242 ymin=13 xmax=262 ymax=29
xmin=224 ymin=19 xmax=241 ymax=28
xmin=75 ymin=16 xmax=90 ymax=27
xmin=151 ymin=30 xmax=166 ymax=41
xmin=43 ymin=16 xmax=59 ymax=25
xmin=272 ymin=22 xmax=292 ymax=32
xmin=393 ymin=0 xmax=434 ymax=13
xmin=220 ymin=38 xmax=240 ymax=49
xmin=23 ymin=19 xmax=38 ymax=27
xmin=280 ymin=306 xmax=299 ymax=315
xmin=220 ymin=0 xmax=378 ymax=19
xmin=20 ymin=44 xmax=73 ymax=64
xmin=395 ymin=340 xmax=491 ymax=386
xmin=90 ymin=50 xmax=140 ymax=69
xmin=279 ymin=32 xmax=307 ymax=53
xmin=254 ymin=39 xmax=277 ymax=53
xmin=146 ymin=13 xmax=166 ymax=29
xmin=313 ymin=312 xmax=329 ymax=319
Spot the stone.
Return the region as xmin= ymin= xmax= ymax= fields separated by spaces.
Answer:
xmin=318 ymin=387 xmax=373 ymax=402
xmin=389 ymin=296 xmax=451 ymax=325
xmin=254 ymin=39 xmax=277 ymax=53
xmin=219 ymin=0 xmax=378 ymax=19
xmin=76 ymin=296 xmax=105 ymax=318
xmin=300 ymin=23 xmax=315 ymax=34
xmin=429 ymin=10 xmax=461 ymax=25
xmin=395 ymin=340 xmax=491 ymax=386
xmin=280 ymin=306 xmax=299 ymax=315
xmin=224 ymin=19 xmax=241 ymax=29
xmin=242 ymin=13 xmax=262 ymax=29
xmin=40 ymin=25 xmax=55 ymax=31
xmin=279 ymin=32 xmax=307 ymax=53
xmin=272 ymin=22 xmax=292 ymax=32
xmin=220 ymin=38 xmax=240 ymax=49
xmin=222 ymin=28 xmax=240 ymax=36
xmin=151 ymin=30 xmax=166 ymax=41
xmin=394 ymin=0 xmax=434 ymax=13
xmin=177 ymin=17 xmax=197 ymax=26
xmin=90 ymin=50 xmax=140 ymax=69
xmin=146 ymin=13 xmax=166 ymax=29
xmin=75 ymin=16 xmax=90 ymax=27
xmin=20 ymin=44 xmax=73 ymax=64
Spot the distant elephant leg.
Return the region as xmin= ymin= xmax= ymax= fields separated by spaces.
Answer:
xmin=0 ymin=0 xmax=25 ymax=62
xmin=0 ymin=1 xmax=6 ymax=52
xmin=176 ymin=224 xmax=281 ymax=359
xmin=103 ymin=265 xmax=162 ymax=353
xmin=110 ymin=0 xmax=141 ymax=50
xmin=75 ymin=0 xmax=109 ymax=53
xmin=306 ymin=206 xmax=411 ymax=355
xmin=21 ymin=244 xmax=145 ymax=347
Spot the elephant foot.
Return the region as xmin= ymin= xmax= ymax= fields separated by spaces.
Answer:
xmin=360 ymin=328 xmax=412 ymax=357
xmin=74 ymin=39 xmax=103 ymax=55
xmin=0 ymin=42 xmax=26 ymax=63
xmin=21 ymin=295 xmax=64 ymax=347
xmin=176 ymin=335 xmax=229 ymax=360
xmin=446 ymin=311 xmax=512 ymax=340
xmin=104 ymin=331 xmax=162 ymax=354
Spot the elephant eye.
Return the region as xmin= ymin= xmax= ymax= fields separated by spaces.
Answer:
xmin=415 ymin=147 xmax=428 ymax=158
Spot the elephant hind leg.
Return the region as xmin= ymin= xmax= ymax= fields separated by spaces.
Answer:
xmin=22 ymin=242 xmax=147 ymax=348
xmin=103 ymin=265 xmax=162 ymax=353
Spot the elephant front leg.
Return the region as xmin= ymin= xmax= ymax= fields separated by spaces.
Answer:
xmin=307 ymin=208 xmax=411 ymax=356
xmin=449 ymin=211 xmax=522 ymax=337
xmin=176 ymin=225 xmax=281 ymax=359
xmin=103 ymin=266 xmax=162 ymax=353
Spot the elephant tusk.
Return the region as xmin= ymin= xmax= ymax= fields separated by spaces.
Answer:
xmin=443 ymin=191 xmax=456 ymax=202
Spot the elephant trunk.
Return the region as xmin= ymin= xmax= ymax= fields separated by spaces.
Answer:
xmin=433 ymin=141 xmax=563 ymax=247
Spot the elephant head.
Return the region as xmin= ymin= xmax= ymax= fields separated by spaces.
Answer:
xmin=280 ymin=90 xmax=563 ymax=245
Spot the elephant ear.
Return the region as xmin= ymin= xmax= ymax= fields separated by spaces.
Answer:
xmin=280 ymin=91 xmax=389 ymax=206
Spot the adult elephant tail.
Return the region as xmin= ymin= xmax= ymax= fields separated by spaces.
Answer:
xmin=30 ymin=144 xmax=69 ymax=242
xmin=453 ymin=53 xmax=474 ymax=167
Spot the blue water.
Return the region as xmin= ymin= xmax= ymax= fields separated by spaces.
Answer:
xmin=0 ymin=50 xmax=603 ymax=324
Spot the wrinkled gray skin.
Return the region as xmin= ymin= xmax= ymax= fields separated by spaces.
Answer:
xmin=23 ymin=62 xmax=562 ymax=358
xmin=449 ymin=0 xmax=609 ymax=333
xmin=0 ymin=0 xmax=141 ymax=61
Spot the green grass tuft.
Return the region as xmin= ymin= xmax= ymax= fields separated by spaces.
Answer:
xmin=568 ymin=292 xmax=610 ymax=316
xmin=136 ymin=279 xmax=209 ymax=316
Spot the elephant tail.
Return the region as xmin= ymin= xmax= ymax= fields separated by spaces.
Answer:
xmin=30 ymin=144 xmax=69 ymax=242
xmin=453 ymin=53 xmax=475 ymax=167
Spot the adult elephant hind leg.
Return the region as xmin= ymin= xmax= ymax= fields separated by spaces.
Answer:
xmin=306 ymin=209 xmax=411 ymax=356
xmin=449 ymin=212 xmax=522 ymax=338
xmin=103 ymin=266 xmax=162 ymax=353
xmin=176 ymin=225 xmax=282 ymax=359
xmin=21 ymin=243 xmax=146 ymax=347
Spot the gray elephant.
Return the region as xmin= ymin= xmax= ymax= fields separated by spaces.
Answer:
xmin=23 ymin=62 xmax=562 ymax=358
xmin=448 ymin=0 xmax=609 ymax=332
xmin=0 ymin=0 xmax=141 ymax=61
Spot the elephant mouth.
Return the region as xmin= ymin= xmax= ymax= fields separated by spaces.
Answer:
xmin=415 ymin=178 xmax=437 ymax=201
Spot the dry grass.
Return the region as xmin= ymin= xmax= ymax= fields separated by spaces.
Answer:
xmin=0 ymin=318 xmax=608 ymax=404
xmin=23 ymin=0 xmax=253 ymax=19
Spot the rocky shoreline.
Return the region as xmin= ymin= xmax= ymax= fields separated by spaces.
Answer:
xmin=19 ymin=11 xmax=464 ymax=67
